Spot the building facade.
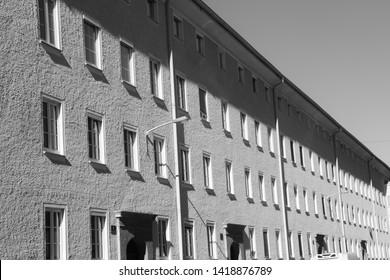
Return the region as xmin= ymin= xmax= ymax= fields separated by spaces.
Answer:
xmin=0 ymin=0 xmax=389 ymax=260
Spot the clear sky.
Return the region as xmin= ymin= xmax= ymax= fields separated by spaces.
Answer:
xmin=203 ymin=0 xmax=390 ymax=166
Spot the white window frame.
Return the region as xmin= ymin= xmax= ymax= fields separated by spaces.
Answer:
xmin=123 ymin=124 xmax=139 ymax=171
xmin=180 ymin=145 xmax=191 ymax=184
xmin=153 ymin=135 xmax=166 ymax=178
xmin=272 ymin=177 xmax=278 ymax=205
xmin=90 ymin=209 xmax=109 ymax=260
xmin=156 ymin=217 xmax=170 ymax=259
xmin=307 ymin=233 xmax=312 ymax=258
xmin=304 ymin=188 xmax=309 ymax=212
xmin=221 ymin=101 xmax=230 ymax=131
xmin=87 ymin=111 xmax=105 ymax=164
xmin=290 ymin=139 xmax=296 ymax=163
xmin=120 ymin=39 xmax=135 ymax=86
xmin=298 ymin=232 xmax=304 ymax=259
xmin=255 ymin=120 xmax=262 ymax=147
xmin=199 ymin=87 xmax=208 ymax=121
xmin=150 ymin=57 xmax=163 ymax=99
xmin=258 ymin=173 xmax=265 ymax=202
xmin=310 ymin=150 xmax=315 ymax=173
xmin=195 ymin=32 xmax=205 ymax=56
xmin=276 ymin=229 xmax=282 ymax=259
xmin=225 ymin=160 xmax=234 ymax=194
xmin=288 ymin=231 xmax=294 ymax=258
xmin=206 ymin=222 xmax=217 ymax=259
xmin=184 ymin=220 xmax=196 ymax=260
xmin=176 ymin=73 xmax=187 ymax=111
xmin=249 ymin=227 xmax=257 ymax=259
xmin=83 ymin=16 xmax=102 ymax=69
xmin=299 ymin=145 xmax=305 ymax=168
xmin=42 ymin=94 xmax=64 ymax=155
xmin=280 ymin=135 xmax=286 ymax=159
xmin=202 ymin=152 xmax=213 ymax=189
xmin=284 ymin=182 xmax=290 ymax=208
xmin=268 ymin=127 xmax=274 ymax=153
xmin=44 ymin=204 xmax=67 ymax=260
xmin=244 ymin=167 xmax=253 ymax=199
xmin=294 ymin=185 xmax=300 ymax=210
xmin=38 ymin=0 xmax=61 ymax=48
xmin=146 ymin=0 xmax=159 ymax=22
xmin=240 ymin=112 xmax=248 ymax=140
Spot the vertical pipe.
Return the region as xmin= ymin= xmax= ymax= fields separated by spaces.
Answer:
xmin=165 ymin=0 xmax=184 ymax=260
xmin=272 ymin=78 xmax=290 ymax=259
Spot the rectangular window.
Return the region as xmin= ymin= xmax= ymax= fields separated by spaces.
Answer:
xmin=307 ymin=233 xmax=312 ymax=258
xmin=42 ymin=97 xmax=63 ymax=154
xmin=313 ymin=192 xmax=318 ymax=214
xmin=84 ymin=18 xmax=101 ymax=68
xmin=263 ymin=229 xmax=270 ymax=259
xmin=120 ymin=41 xmax=134 ymax=85
xmin=288 ymin=231 xmax=294 ymax=258
xmin=240 ymin=112 xmax=248 ymax=140
xmin=284 ymin=182 xmax=290 ymax=207
xmin=276 ymin=230 xmax=282 ymax=259
xmin=90 ymin=212 xmax=107 ymax=260
xmin=254 ymin=121 xmax=262 ymax=147
xmin=259 ymin=173 xmax=265 ymax=201
xmin=147 ymin=0 xmax=158 ymax=21
xmin=150 ymin=59 xmax=162 ymax=98
xmin=199 ymin=88 xmax=208 ymax=120
xmin=268 ymin=128 xmax=274 ymax=153
xmin=87 ymin=114 xmax=104 ymax=162
xmin=318 ymin=157 xmax=323 ymax=177
xmin=123 ymin=127 xmax=138 ymax=170
xmin=294 ymin=185 xmax=300 ymax=210
xmin=297 ymin=110 xmax=302 ymax=124
xmin=280 ymin=135 xmax=286 ymax=158
xmin=249 ymin=227 xmax=256 ymax=259
xmin=298 ymin=233 xmax=304 ymax=259
xmin=225 ymin=161 xmax=233 ymax=194
xmin=221 ymin=102 xmax=229 ymax=131
xmin=207 ymin=223 xmax=217 ymax=259
xmin=328 ymin=198 xmax=333 ymax=219
xmin=321 ymin=196 xmax=326 ymax=217
xmin=154 ymin=137 xmax=166 ymax=177
xmin=290 ymin=139 xmax=296 ymax=163
xmin=203 ymin=153 xmax=212 ymax=189
xmin=272 ymin=177 xmax=278 ymax=205
xmin=277 ymin=96 xmax=283 ymax=111
xmin=180 ymin=147 xmax=190 ymax=183
xmin=237 ymin=65 xmax=244 ymax=84
xmin=38 ymin=0 xmax=60 ymax=47
xmin=184 ymin=221 xmax=195 ymax=259
xmin=218 ymin=48 xmax=226 ymax=70
xmin=245 ymin=168 xmax=252 ymax=198
xmin=196 ymin=33 xmax=205 ymax=55
xmin=173 ymin=16 xmax=183 ymax=40
xmin=299 ymin=145 xmax=305 ymax=168
xmin=304 ymin=189 xmax=309 ymax=212
xmin=45 ymin=207 xmax=66 ymax=260
xmin=310 ymin=151 xmax=315 ymax=173
xmin=252 ymin=76 xmax=258 ymax=93
xmin=176 ymin=75 xmax=186 ymax=110
xmin=157 ymin=218 xmax=169 ymax=259
xmin=325 ymin=160 xmax=329 ymax=180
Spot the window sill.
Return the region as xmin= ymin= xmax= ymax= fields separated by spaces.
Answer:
xmin=269 ymin=151 xmax=275 ymax=158
xmin=296 ymin=209 xmax=301 ymax=214
xmin=39 ymin=39 xmax=62 ymax=52
xmin=247 ymin=197 xmax=254 ymax=204
xmin=286 ymin=206 xmax=291 ymax=211
xmin=85 ymin=62 xmax=102 ymax=72
xmin=242 ymin=138 xmax=250 ymax=147
xmin=205 ymin=187 xmax=216 ymax=196
xmin=121 ymin=79 xmax=136 ymax=89
xmin=152 ymin=95 xmax=168 ymax=110
xmin=43 ymin=150 xmax=70 ymax=165
xmin=227 ymin=193 xmax=236 ymax=201
xmin=156 ymin=176 xmax=171 ymax=186
xmin=292 ymin=162 xmax=297 ymax=167
xmin=181 ymin=181 xmax=195 ymax=190
xmin=89 ymin=160 xmax=110 ymax=174
xmin=147 ymin=16 xmax=159 ymax=25
xmin=125 ymin=169 xmax=144 ymax=182
xmin=223 ymin=129 xmax=232 ymax=138
xmin=281 ymin=157 xmax=287 ymax=163
xmin=301 ymin=166 xmax=306 ymax=171
xmin=256 ymin=145 xmax=264 ymax=152
xmin=201 ymin=118 xmax=211 ymax=129
xmin=273 ymin=204 xmax=280 ymax=210
xmin=177 ymin=107 xmax=190 ymax=119
xmin=260 ymin=200 xmax=268 ymax=207
xmin=314 ymin=214 xmax=319 ymax=218
xmin=311 ymin=171 xmax=315 ymax=176
xmin=305 ymin=211 xmax=310 ymax=216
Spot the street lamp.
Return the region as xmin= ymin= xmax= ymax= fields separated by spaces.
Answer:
xmin=145 ymin=115 xmax=189 ymax=260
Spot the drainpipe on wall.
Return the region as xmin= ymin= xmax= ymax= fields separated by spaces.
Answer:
xmin=332 ymin=128 xmax=346 ymax=253
xmin=368 ymin=157 xmax=380 ymax=259
xmin=165 ymin=0 xmax=184 ymax=260
xmin=272 ymin=77 xmax=290 ymax=259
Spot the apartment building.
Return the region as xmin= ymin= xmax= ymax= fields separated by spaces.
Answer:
xmin=0 ymin=0 xmax=389 ymax=260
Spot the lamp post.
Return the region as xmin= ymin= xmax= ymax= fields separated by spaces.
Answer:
xmin=145 ymin=116 xmax=189 ymax=260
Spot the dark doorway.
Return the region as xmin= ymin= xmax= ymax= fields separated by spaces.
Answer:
xmin=315 ymin=235 xmax=327 ymax=254
xmin=126 ymin=238 xmax=146 ymax=260
xmin=230 ymin=241 xmax=240 ymax=260
xmin=361 ymin=240 xmax=367 ymax=260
